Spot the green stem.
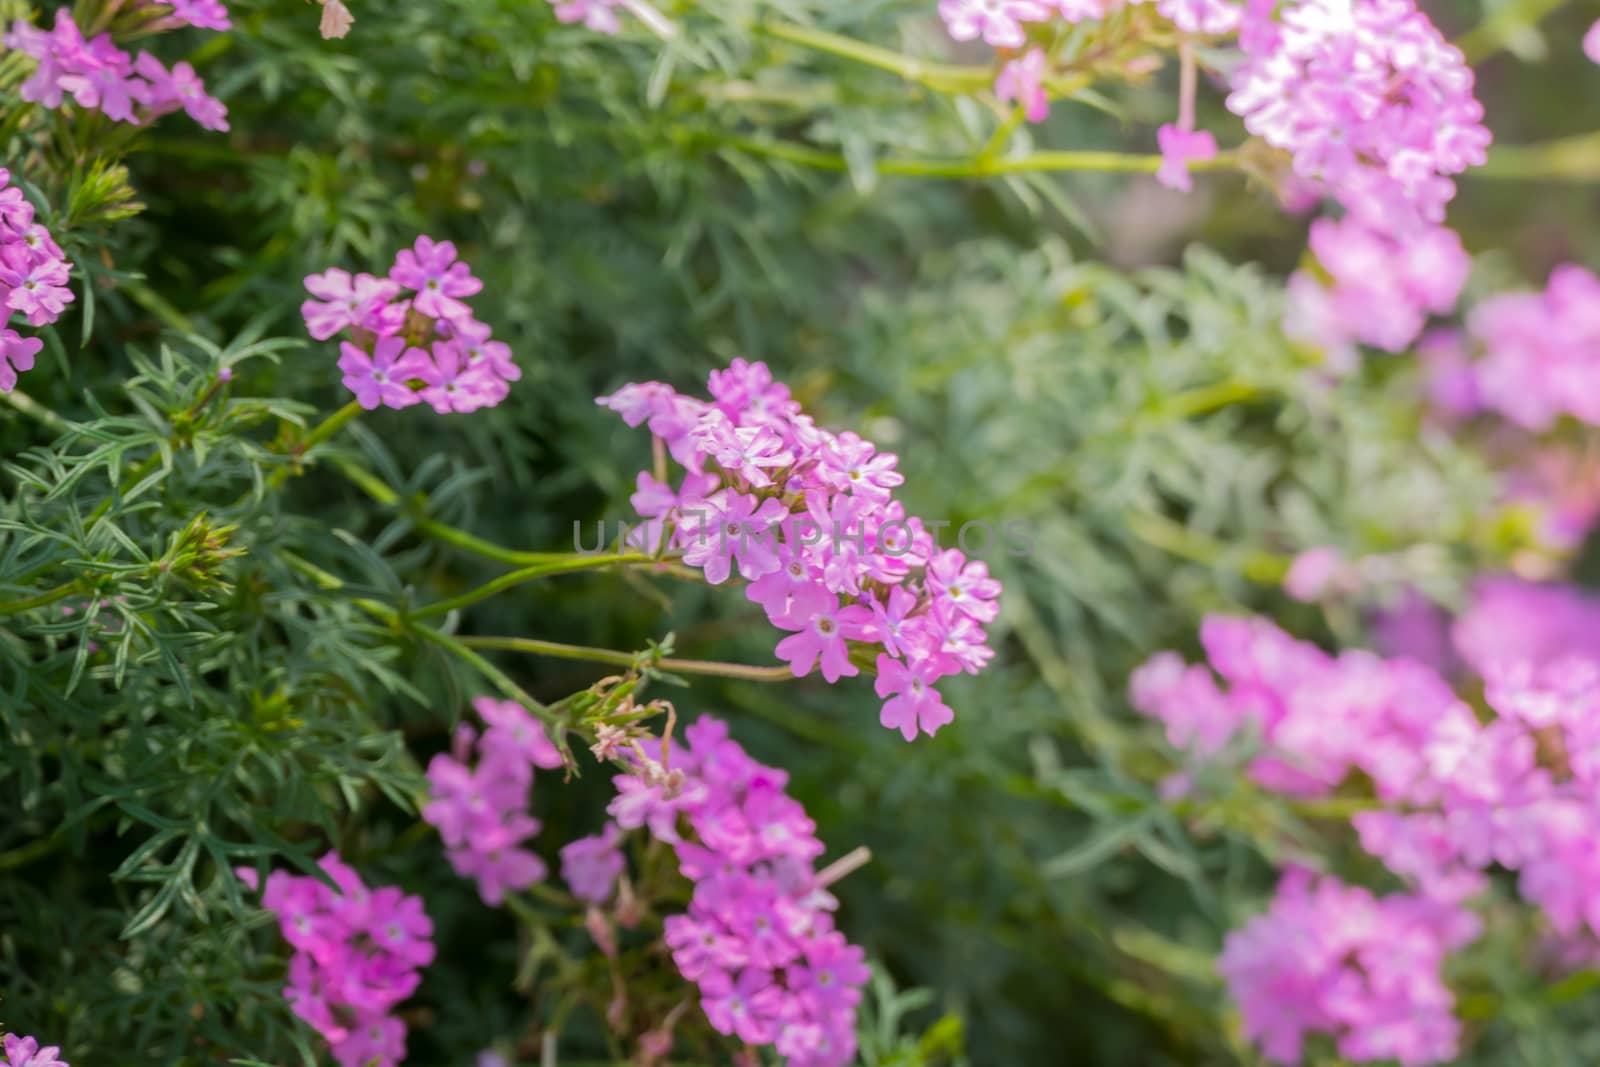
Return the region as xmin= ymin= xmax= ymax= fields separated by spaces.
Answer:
xmin=0 ymin=580 xmax=79 ymax=617
xmin=334 ymin=458 xmax=574 ymax=568
xmin=1126 ymin=511 xmax=1289 ymax=584
xmin=279 ymin=550 xmax=558 ymax=719
xmin=1472 ymin=131 xmax=1600 ymax=181
xmin=761 ymin=20 xmax=994 ymax=92
xmin=409 ymin=554 xmax=664 ymax=620
xmin=1 ymin=388 xmax=72 ymax=434
xmin=728 ymin=136 xmax=1242 ymax=179
xmin=461 ymin=635 xmax=794 ymax=682
xmin=411 ymin=625 xmax=552 ymax=716
xmin=1158 ymin=379 xmax=1263 ymax=420
xmin=0 ymin=833 xmax=68 ymax=871
xmin=267 ymin=399 xmax=364 ymax=489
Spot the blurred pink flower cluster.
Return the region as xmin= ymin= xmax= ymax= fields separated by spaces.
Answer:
xmin=0 ymin=168 xmax=71 ymax=393
xmin=240 ymin=854 xmax=434 ymax=1067
xmin=6 ymin=8 xmax=228 ymax=131
xmin=594 ymin=716 xmax=870 ymax=1067
xmin=422 ymin=697 xmax=565 ymax=906
xmin=1423 ymin=264 xmax=1600 ymax=431
xmin=1137 ymin=594 xmax=1600 ymax=1063
xmin=301 ymin=236 xmax=521 ymax=414
xmin=1218 ymin=867 xmax=1478 ymax=1066
xmin=598 ymin=360 xmax=1000 ymax=742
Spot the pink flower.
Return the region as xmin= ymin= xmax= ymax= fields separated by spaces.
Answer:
xmin=938 ymin=0 xmax=1051 ymax=47
xmin=162 ymin=0 xmax=232 ymax=30
xmin=924 ymin=549 xmax=1001 ymax=623
xmin=3 ymin=1036 xmax=67 ymax=1067
xmin=773 ymin=589 xmax=871 ymax=682
xmin=1225 ymin=0 xmax=1490 ymax=233
xmin=995 ymin=48 xmax=1050 ymax=123
xmin=874 ymin=654 xmax=955 ymax=741
xmin=1283 ymin=546 xmax=1347 ymax=602
xmin=561 ymin=824 xmax=626 ymax=903
xmin=242 ymin=853 xmax=430 ymax=1067
xmin=1219 ymin=869 xmax=1476 ymax=1066
xmin=133 ymin=53 xmax=228 ymax=132
xmin=605 ymin=718 xmax=868 ymax=1067
xmin=599 ymin=361 xmax=1001 ymax=740
xmin=1 ymin=244 xmax=73 ymax=326
xmin=0 ymin=329 xmax=42 ymax=393
xmin=1155 ymin=124 xmax=1218 ymax=193
xmin=389 ymin=236 xmax=482 ymax=321
xmin=301 ymin=269 xmax=401 ymax=340
xmin=338 ymin=337 xmax=432 ymax=410
xmin=1586 ymin=19 xmax=1600 ymax=64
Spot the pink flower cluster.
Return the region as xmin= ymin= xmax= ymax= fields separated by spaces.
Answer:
xmin=1218 ymin=868 xmax=1478 ymax=1066
xmin=1353 ymin=659 xmax=1600 ymax=933
xmin=239 ymin=853 xmax=434 ymax=1067
xmin=1226 ymin=0 xmax=1490 ymax=234
xmin=1139 ymin=610 xmax=1600 ymax=1061
xmin=3 ymin=1035 xmax=67 ymax=1067
xmin=938 ymin=0 xmax=1240 ymax=46
xmin=422 ymin=697 xmax=565 ymax=906
xmin=1130 ymin=615 xmax=1472 ymax=801
xmin=597 ymin=361 xmax=1001 ymax=742
xmin=5 ymin=9 xmax=228 ymax=131
xmin=597 ymin=717 xmax=870 ymax=1067
xmin=1428 ymin=264 xmax=1600 ymax=431
xmin=939 ymin=0 xmax=1241 ymax=126
xmin=1452 ymin=577 xmax=1600 ymax=678
xmin=301 ymin=236 xmax=520 ymax=414
xmin=0 ymin=168 xmax=71 ymax=393
xmin=1284 ymin=216 xmax=1468 ymax=367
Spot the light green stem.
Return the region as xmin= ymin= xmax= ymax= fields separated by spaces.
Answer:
xmin=334 ymin=459 xmax=574 ymax=567
xmin=1 ymin=388 xmax=72 ymax=434
xmin=729 ymin=136 xmax=1242 ymax=179
xmin=409 ymin=554 xmax=664 ymax=620
xmin=267 ymin=399 xmax=364 ymax=488
xmin=461 ymin=635 xmax=794 ymax=682
xmin=1473 ymin=131 xmax=1600 ymax=181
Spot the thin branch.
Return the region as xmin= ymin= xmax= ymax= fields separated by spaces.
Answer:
xmin=461 ymin=635 xmax=795 ymax=682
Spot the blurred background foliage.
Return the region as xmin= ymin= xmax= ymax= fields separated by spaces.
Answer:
xmin=3 ymin=0 xmax=1600 ymax=1062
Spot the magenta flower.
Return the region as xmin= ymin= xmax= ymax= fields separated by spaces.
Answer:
xmin=133 ymin=54 xmax=228 ymax=132
xmin=242 ymin=853 xmax=431 ymax=1067
xmin=560 ymin=823 xmax=626 ymax=903
xmin=937 ymin=0 xmax=1051 ymax=48
xmin=1587 ymin=19 xmax=1600 ymax=64
xmin=995 ymin=48 xmax=1050 ymax=124
xmin=680 ymin=491 xmax=788 ymax=585
xmin=602 ymin=717 xmax=868 ymax=1067
xmin=338 ymin=337 xmax=432 ymax=410
xmin=1 ymin=245 xmax=73 ymax=326
xmin=162 ymin=0 xmax=232 ymax=30
xmin=1283 ymin=546 xmax=1347 ymax=602
xmin=924 ymin=549 xmax=1001 ymax=623
xmin=0 ymin=329 xmax=42 ymax=393
xmin=475 ymin=696 xmax=564 ymax=769
xmin=874 ymin=654 xmax=955 ymax=741
xmin=599 ymin=361 xmax=1002 ymax=740
xmin=3 ymin=1036 xmax=68 ymax=1067
xmin=773 ymin=589 xmax=871 ymax=682
xmin=302 ymin=269 xmax=401 ymax=340
xmin=817 ymin=431 xmax=903 ymax=500
xmin=447 ymin=814 xmax=548 ymax=906
xmin=1156 ymin=124 xmax=1218 ymax=193
xmin=389 ymin=236 xmax=482 ymax=321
